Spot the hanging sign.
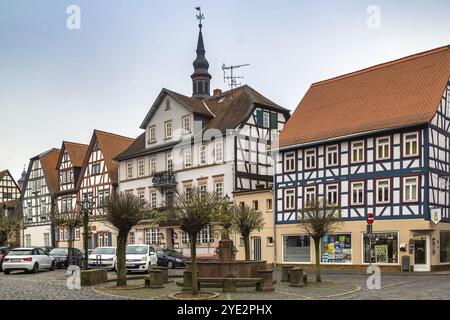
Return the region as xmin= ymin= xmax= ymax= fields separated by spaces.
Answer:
xmin=430 ymin=207 xmax=442 ymax=225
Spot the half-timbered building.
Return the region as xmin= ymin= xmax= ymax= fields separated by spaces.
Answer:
xmin=53 ymin=141 xmax=89 ymax=248
xmin=0 ymin=170 xmax=21 ymax=204
xmin=275 ymin=45 xmax=450 ymax=271
xmin=116 ymin=19 xmax=290 ymax=256
xmin=20 ymin=148 xmax=60 ymax=247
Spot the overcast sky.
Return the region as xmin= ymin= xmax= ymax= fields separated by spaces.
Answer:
xmin=1 ymin=0 xmax=449 ymax=180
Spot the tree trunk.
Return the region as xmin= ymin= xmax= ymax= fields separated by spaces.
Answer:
xmin=243 ymin=235 xmax=251 ymax=261
xmin=314 ymin=237 xmax=321 ymax=283
xmin=189 ymin=233 xmax=198 ymax=295
xmin=116 ymin=231 xmax=127 ymax=287
xmin=67 ymin=226 xmax=73 ymax=266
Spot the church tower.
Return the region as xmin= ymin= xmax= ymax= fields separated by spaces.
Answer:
xmin=191 ymin=7 xmax=211 ymax=99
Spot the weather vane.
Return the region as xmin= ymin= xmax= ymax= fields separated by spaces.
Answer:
xmin=195 ymin=6 xmax=204 ymax=28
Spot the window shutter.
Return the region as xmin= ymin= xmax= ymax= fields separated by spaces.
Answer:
xmin=108 ymin=233 xmax=112 ymax=246
xmin=256 ymin=110 xmax=263 ymax=126
xmin=270 ymin=112 xmax=278 ymax=129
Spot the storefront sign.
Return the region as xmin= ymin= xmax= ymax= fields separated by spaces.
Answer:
xmin=431 ymin=207 xmax=442 ymax=225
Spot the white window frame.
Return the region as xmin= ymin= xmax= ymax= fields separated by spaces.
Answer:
xmin=150 ymin=191 xmax=157 ymax=209
xmin=199 ymin=144 xmax=207 ymax=165
xmin=350 ymin=181 xmax=364 ymax=206
xmin=182 ymin=115 xmax=192 ymax=134
xmin=145 ymin=228 xmax=159 ymax=245
xmin=137 ymin=159 xmax=145 ymax=177
xmin=214 ymin=181 xmax=223 ymax=198
xmin=126 ymin=162 xmax=133 ymax=179
xmin=263 ymin=112 xmax=270 ymax=128
xmin=305 ymin=186 xmax=316 ymax=207
xmin=215 ymin=141 xmax=223 ymax=163
xmin=165 ymin=121 xmax=173 ymax=139
xmin=376 ymin=136 xmax=391 ymax=160
xmin=148 ymin=125 xmax=156 ymax=144
xmin=284 ymin=152 xmax=295 ymax=172
xmin=351 ymin=140 xmax=365 ymax=163
xmin=150 ymin=157 xmax=157 ymax=175
xmin=403 ymin=132 xmax=419 ymax=157
xmin=403 ymin=176 xmax=419 ymax=203
xmin=326 ymin=184 xmax=339 ymax=206
xmin=166 ymin=153 xmax=173 ymax=172
xmin=376 ymin=179 xmax=391 ymax=204
xmin=285 ymin=189 xmax=295 ymax=210
xmin=184 ymin=147 xmax=192 ymax=168
xmin=326 ymin=145 xmax=339 ymax=167
xmin=304 ymin=148 xmax=316 ymax=170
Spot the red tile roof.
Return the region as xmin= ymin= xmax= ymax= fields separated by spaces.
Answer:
xmin=279 ymin=45 xmax=450 ymax=148
xmin=59 ymin=141 xmax=89 ymax=168
xmin=40 ymin=149 xmax=61 ymax=193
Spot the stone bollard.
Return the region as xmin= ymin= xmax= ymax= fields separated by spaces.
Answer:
xmin=281 ymin=265 xmax=294 ymax=282
xmin=145 ymin=269 xmax=164 ymax=289
xmin=153 ymin=266 xmax=170 ymax=283
xmin=256 ymin=269 xmax=275 ymax=292
xmin=182 ymin=271 xmax=195 ymax=291
xmin=288 ymin=268 xmax=304 ymax=287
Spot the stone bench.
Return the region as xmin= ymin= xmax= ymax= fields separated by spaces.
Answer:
xmin=289 ymin=268 xmax=307 ymax=287
xmin=144 ymin=269 xmax=164 ymax=289
xmin=197 ymin=270 xmax=275 ymax=292
xmin=152 ymin=266 xmax=170 ymax=283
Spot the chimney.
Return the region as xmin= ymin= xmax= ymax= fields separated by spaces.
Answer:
xmin=213 ymin=88 xmax=222 ymax=97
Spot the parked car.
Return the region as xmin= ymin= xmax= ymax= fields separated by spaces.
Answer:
xmin=156 ymin=249 xmax=189 ymax=268
xmin=88 ymin=247 xmax=116 ymax=270
xmin=125 ymin=244 xmax=157 ymax=273
xmin=2 ymin=247 xmax=55 ymax=274
xmin=49 ymin=247 xmax=84 ymax=268
xmin=0 ymin=247 xmax=10 ymax=272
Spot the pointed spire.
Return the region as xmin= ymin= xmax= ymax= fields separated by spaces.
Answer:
xmin=191 ymin=7 xmax=211 ymax=99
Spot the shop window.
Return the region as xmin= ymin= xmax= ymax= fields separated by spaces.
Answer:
xmin=363 ymin=232 xmax=399 ymax=264
xmin=321 ymin=234 xmax=352 ymax=264
xmin=282 ymin=235 xmax=311 ymax=263
xmin=440 ymin=232 xmax=450 ymax=263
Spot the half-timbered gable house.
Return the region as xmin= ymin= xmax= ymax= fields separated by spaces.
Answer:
xmin=54 ymin=141 xmax=89 ymax=248
xmin=115 ymin=19 xmax=290 ymax=255
xmin=20 ymin=148 xmax=60 ymax=247
xmin=0 ymin=170 xmax=21 ymax=204
xmin=275 ymin=45 xmax=450 ymax=271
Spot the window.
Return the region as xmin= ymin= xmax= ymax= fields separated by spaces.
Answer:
xmin=138 ymin=159 xmax=145 ymax=177
xmin=98 ymin=190 xmax=110 ymax=207
xmin=199 ymin=145 xmax=207 ymax=165
xmin=44 ymin=233 xmax=50 ymax=247
xmin=138 ymin=192 xmax=145 ymax=204
xmin=376 ymin=136 xmax=390 ymax=160
xmin=304 ymin=148 xmax=316 ymax=169
xmin=127 ymin=162 xmax=133 ymax=179
xmin=284 ymin=152 xmax=295 ymax=172
xmin=148 ymin=125 xmax=156 ymax=143
xmin=214 ymin=182 xmax=223 ymax=198
xmin=199 ymin=184 xmax=207 ymax=196
xmin=440 ymin=232 xmax=450 ymax=263
xmin=403 ymin=132 xmax=419 ymax=157
xmin=184 ymin=147 xmax=192 ymax=168
xmin=197 ymin=225 xmax=213 ymax=243
xmin=321 ymin=234 xmax=352 ymax=264
xmin=75 ymin=228 xmax=80 ymax=241
xmin=150 ymin=192 xmax=157 ymax=209
xmin=326 ymin=145 xmax=339 ymax=167
xmin=215 ymin=141 xmax=223 ymax=162
xmin=283 ymin=235 xmax=310 ymax=263
xmin=403 ymin=176 xmax=419 ymax=203
xmin=93 ymin=141 xmax=99 ymax=151
xmin=165 ymin=99 xmax=171 ymax=111
xmin=266 ymin=199 xmax=273 ymax=211
xmin=184 ymin=187 xmax=192 ymax=199
xmin=166 ymin=153 xmax=173 ymax=172
xmin=252 ymin=200 xmax=259 ymax=210
xmin=351 ymin=141 xmax=364 ymax=163
xmin=267 ymin=237 xmax=274 ymax=246
xmin=305 ymin=186 xmax=316 ymax=207
xmin=145 ymin=228 xmax=159 ymax=244
xmin=181 ymin=231 xmax=189 ymax=244
xmin=350 ymin=181 xmax=364 ymax=205
xmin=59 ymin=228 xmax=64 ymax=241
xmin=263 ymin=112 xmax=270 ymax=128
xmin=326 ymin=184 xmax=338 ymax=205
xmin=150 ymin=157 xmax=157 ymax=175
xmin=376 ymin=179 xmax=390 ymax=204
xmin=129 ymin=232 xmax=135 ymax=244
xmin=363 ymin=232 xmax=398 ymax=264
xmin=92 ymin=163 xmax=101 ymax=175
xmin=62 ymin=152 xmax=69 ymax=162
xmin=183 ymin=116 xmax=192 ymax=133
xmin=165 ymin=121 xmax=172 ymax=139
xmin=285 ymin=189 xmax=295 ymax=210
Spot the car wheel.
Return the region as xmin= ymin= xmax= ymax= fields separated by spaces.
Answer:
xmin=30 ymin=263 xmax=39 ymax=274
xmin=167 ymin=261 xmax=174 ymax=269
xmin=3 ymin=270 xmax=10 ymax=275
xmin=49 ymin=261 xmax=55 ymax=271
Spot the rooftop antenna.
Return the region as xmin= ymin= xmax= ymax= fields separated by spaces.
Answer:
xmin=222 ymin=63 xmax=250 ymax=95
xmin=195 ymin=6 xmax=204 ymax=28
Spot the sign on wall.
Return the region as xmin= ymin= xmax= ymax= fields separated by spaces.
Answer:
xmin=430 ymin=207 xmax=442 ymax=225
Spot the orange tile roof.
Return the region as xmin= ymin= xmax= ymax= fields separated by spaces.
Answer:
xmin=39 ymin=148 xmax=61 ymax=193
xmin=60 ymin=141 xmax=89 ymax=168
xmin=279 ymin=45 xmax=450 ymax=148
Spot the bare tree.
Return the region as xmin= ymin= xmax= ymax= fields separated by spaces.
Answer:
xmin=104 ymin=192 xmax=150 ymax=287
xmin=162 ymin=188 xmax=222 ymax=295
xmin=0 ymin=204 xmax=24 ymax=247
xmin=229 ymin=202 xmax=264 ymax=261
xmin=298 ymin=198 xmax=343 ymax=282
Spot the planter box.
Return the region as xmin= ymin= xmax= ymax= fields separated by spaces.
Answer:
xmin=81 ymin=269 xmax=108 ymax=286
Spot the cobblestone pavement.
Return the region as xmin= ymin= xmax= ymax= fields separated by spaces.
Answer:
xmin=2 ymin=268 xmax=450 ymax=300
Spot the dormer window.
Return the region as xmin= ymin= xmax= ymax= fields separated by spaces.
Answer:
xmin=165 ymin=99 xmax=171 ymax=111
xmin=183 ymin=115 xmax=192 ymax=134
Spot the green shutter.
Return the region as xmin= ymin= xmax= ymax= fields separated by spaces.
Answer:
xmin=256 ymin=110 xmax=263 ymax=126
xmin=270 ymin=112 xmax=278 ymax=129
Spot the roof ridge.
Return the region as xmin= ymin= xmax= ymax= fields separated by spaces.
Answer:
xmin=94 ymin=129 xmax=134 ymax=141
xmin=312 ymin=44 xmax=450 ymax=87
xmin=63 ymin=141 xmax=89 ymax=147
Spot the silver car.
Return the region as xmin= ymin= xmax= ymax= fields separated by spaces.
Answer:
xmin=2 ymin=247 xmax=55 ymax=274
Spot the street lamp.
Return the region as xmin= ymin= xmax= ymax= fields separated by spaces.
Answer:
xmin=78 ymin=194 xmax=93 ymax=270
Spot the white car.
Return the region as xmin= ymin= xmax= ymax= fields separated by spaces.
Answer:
xmin=88 ymin=247 xmax=117 ymax=270
xmin=2 ymin=247 xmax=55 ymax=274
xmin=125 ymin=244 xmax=158 ymax=273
